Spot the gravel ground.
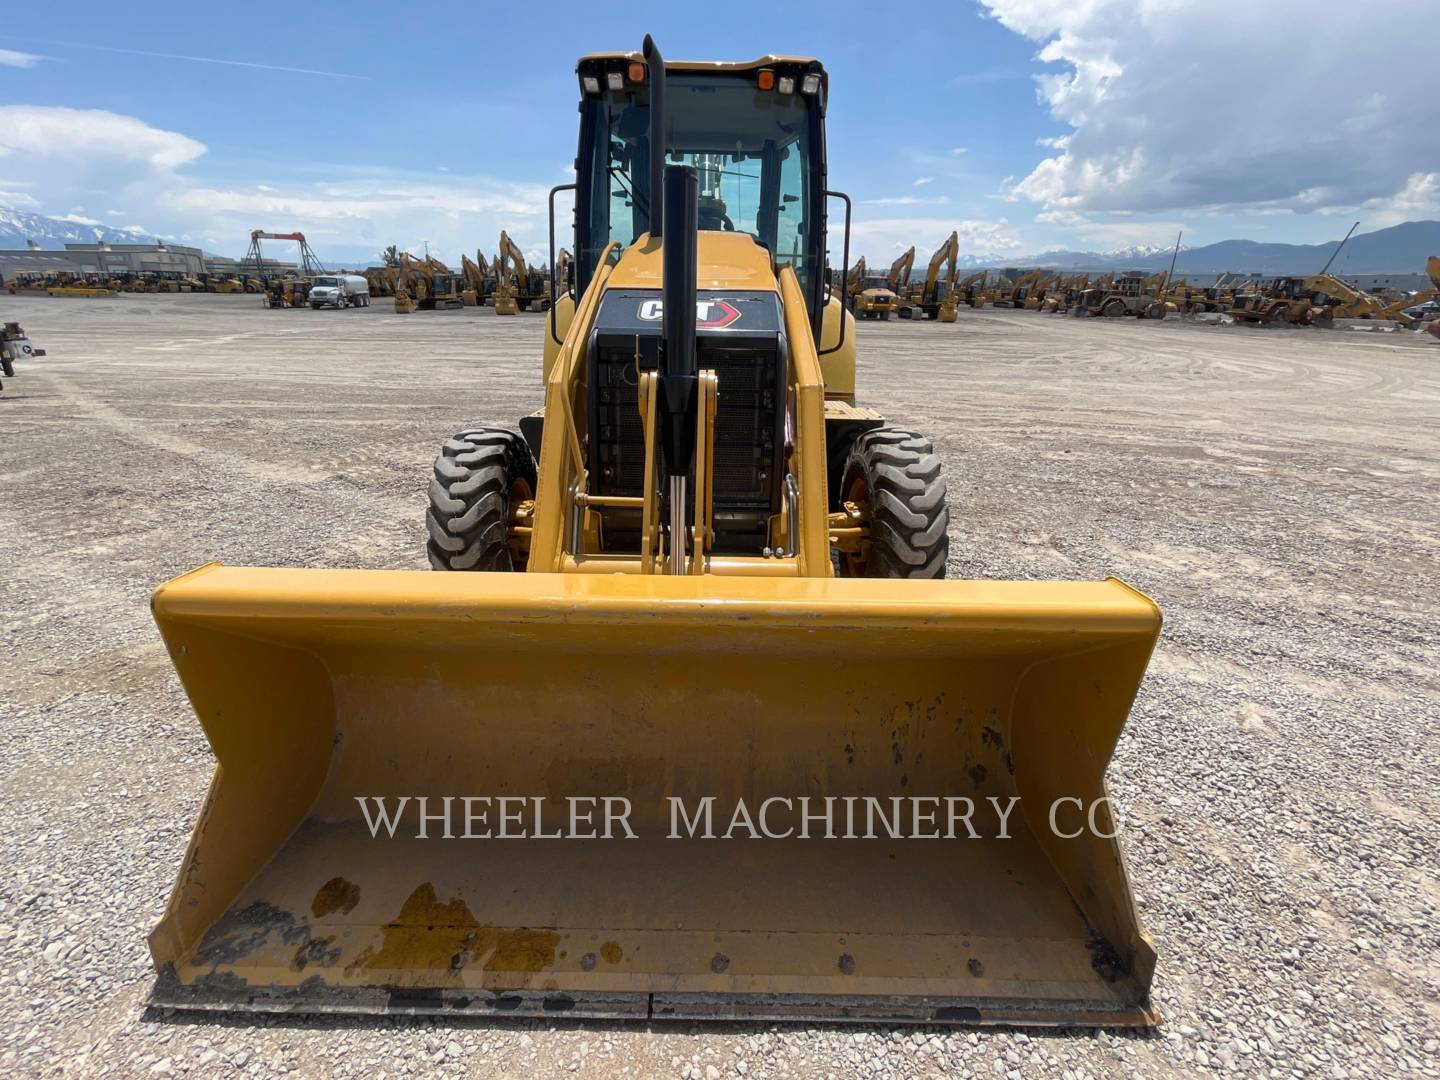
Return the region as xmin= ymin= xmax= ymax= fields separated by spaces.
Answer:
xmin=1 ymin=293 xmax=1437 ymax=1078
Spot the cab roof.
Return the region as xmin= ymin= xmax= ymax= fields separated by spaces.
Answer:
xmin=577 ymin=52 xmax=822 ymax=72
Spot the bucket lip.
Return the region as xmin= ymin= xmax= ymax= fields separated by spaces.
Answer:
xmin=151 ymin=564 xmax=1161 ymax=635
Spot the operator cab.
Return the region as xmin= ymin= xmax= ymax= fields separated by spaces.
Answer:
xmin=556 ymin=53 xmax=839 ymax=558
xmin=573 ymin=53 xmax=831 ymax=331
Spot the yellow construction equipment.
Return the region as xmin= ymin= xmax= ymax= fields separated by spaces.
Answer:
xmin=902 ymin=232 xmax=958 ymax=321
xmin=149 ymin=37 xmax=1161 ymax=1028
xmin=364 ymin=267 xmax=394 ymax=298
xmin=956 ymin=270 xmax=990 ymax=308
xmin=494 ymin=230 xmax=549 ymax=315
xmin=1227 ymin=277 xmax=1327 ymax=325
xmin=1018 ymin=272 xmax=1057 ymax=311
xmin=988 ymin=269 xmax=1040 ymax=308
xmin=391 ymin=253 xmax=464 ymax=311
xmin=835 ymin=254 xmax=865 ymax=308
xmin=883 ymin=245 xmax=916 ymax=317
xmin=1303 ymin=264 xmax=1439 ymax=328
xmin=1072 ymin=272 xmax=1170 ymax=319
xmin=1039 ymin=274 xmax=1089 ymax=313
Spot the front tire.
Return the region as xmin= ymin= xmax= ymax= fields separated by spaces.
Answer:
xmin=838 ymin=428 xmax=948 ymax=579
xmin=427 ymin=427 xmax=536 ymax=571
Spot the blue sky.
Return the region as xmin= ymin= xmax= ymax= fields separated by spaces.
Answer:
xmin=3 ymin=1 xmax=1435 ymax=267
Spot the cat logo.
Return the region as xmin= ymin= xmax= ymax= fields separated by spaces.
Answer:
xmin=637 ymin=298 xmax=743 ymax=329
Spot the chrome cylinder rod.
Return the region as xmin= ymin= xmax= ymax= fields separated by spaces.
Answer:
xmin=669 ymin=475 xmax=688 ymax=574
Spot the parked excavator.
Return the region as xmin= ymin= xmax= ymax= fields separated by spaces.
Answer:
xmin=957 ymin=270 xmax=990 ymax=308
xmin=1017 ymin=272 xmax=1057 ymax=310
xmin=834 ymin=255 xmax=865 ymax=308
xmin=392 ymin=253 xmax=464 ymax=312
xmin=493 ymin=230 xmax=550 ymax=315
xmin=989 ymin=269 xmax=1042 ymax=308
xmin=882 ymin=245 xmax=916 ymax=317
xmin=461 ymin=254 xmax=489 ymax=306
xmin=148 ymin=38 xmax=1161 ymax=1029
xmin=1039 ymin=273 xmax=1091 ymax=313
xmin=905 ymin=232 xmax=958 ymax=321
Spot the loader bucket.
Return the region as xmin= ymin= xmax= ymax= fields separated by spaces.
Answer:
xmin=149 ymin=565 xmax=1161 ymax=1026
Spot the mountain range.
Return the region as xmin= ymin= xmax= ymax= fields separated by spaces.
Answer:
xmin=0 ymin=206 xmax=155 ymax=249
xmin=955 ymin=221 xmax=1439 ymax=276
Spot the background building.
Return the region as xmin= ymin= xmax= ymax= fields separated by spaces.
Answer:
xmin=0 ymin=241 xmax=205 ymax=278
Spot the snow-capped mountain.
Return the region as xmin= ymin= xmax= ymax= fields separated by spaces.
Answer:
xmin=0 ymin=205 xmax=154 ymax=249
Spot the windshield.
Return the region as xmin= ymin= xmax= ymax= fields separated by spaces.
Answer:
xmin=313 ymin=276 xmax=338 ymax=287
xmin=579 ymin=73 xmax=820 ymax=298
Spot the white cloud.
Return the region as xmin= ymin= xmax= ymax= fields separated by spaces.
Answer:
xmin=0 ymin=107 xmax=205 ymax=169
xmin=53 ymin=212 xmax=101 ymax=225
xmin=949 ymin=147 xmax=969 ymax=156
xmin=0 ymin=188 xmax=40 ymax=210
xmin=851 ymin=216 xmax=1023 ymax=262
xmin=981 ymin=0 xmax=1439 ymax=220
xmin=1034 ymin=209 xmax=1089 ymax=228
xmin=861 ymin=195 xmax=951 ymax=207
xmin=0 ymin=104 xmax=557 ymax=264
xmin=913 ymin=176 xmax=934 ymax=187
xmin=0 ymin=49 xmax=46 ymax=69
xmin=1318 ymin=172 xmax=1440 ymax=226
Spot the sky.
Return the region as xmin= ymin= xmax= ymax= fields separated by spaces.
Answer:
xmin=2 ymin=0 xmax=1437 ymax=269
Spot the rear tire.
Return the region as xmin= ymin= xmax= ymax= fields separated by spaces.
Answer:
xmin=839 ymin=428 xmax=948 ymax=579
xmin=427 ymin=427 xmax=536 ymax=571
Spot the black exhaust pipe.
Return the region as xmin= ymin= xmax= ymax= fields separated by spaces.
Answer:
xmin=643 ymin=35 xmax=666 ymax=238
xmin=659 ymin=164 xmax=699 ymax=572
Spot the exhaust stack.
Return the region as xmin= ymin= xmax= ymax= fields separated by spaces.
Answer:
xmin=660 ymin=164 xmax=699 ymax=574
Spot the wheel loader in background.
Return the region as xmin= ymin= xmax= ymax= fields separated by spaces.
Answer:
xmin=1071 ymin=272 xmax=1169 ymax=319
xmin=148 ymin=37 xmax=1162 ymax=1028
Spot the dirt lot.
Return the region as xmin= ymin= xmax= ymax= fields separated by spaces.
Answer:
xmin=1 ymin=293 xmax=1437 ymax=1078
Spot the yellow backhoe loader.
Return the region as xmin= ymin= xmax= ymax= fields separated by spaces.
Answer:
xmin=148 ymin=38 xmax=1161 ymax=1028
xmin=1227 ymin=277 xmax=1329 ymax=325
xmin=1304 ymin=265 xmax=1438 ymax=328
